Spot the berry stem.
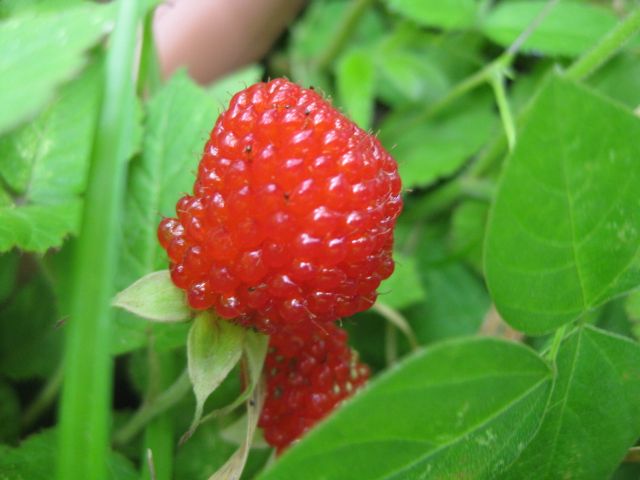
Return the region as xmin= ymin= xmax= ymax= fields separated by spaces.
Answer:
xmin=315 ymin=0 xmax=376 ymax=72
xmin=567 ymin=7 xmax=640 ymax=81
xmin=56 ymin=3 xmax=141 ymax=478
xmin=373 ymin=302 xmax=419 ymax=351
xmin=113 ymin=368 xmax=191 ymax=447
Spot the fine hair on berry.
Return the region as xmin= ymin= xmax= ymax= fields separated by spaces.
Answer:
xmin=158 ymin=78 xmax=402 ymax=333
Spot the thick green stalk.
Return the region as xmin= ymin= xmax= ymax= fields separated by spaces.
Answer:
xmin=141 ymin=351 xmax=176 ymax=480
xmin=567 ymin=7 xmax=640 ymax=81
xmin=57 ymin=2 xmax=141 ymax=480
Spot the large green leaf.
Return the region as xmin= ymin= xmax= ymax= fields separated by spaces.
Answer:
xmin=0 ymin=264 xmax=61 ymax=380
xmin=504 ymin=326 xmax=640 ymax=479
xmin=0 ymin=3 xmax=114 ymax=135
xmin=0 ymin=62 xmax=101 ymax=252
xmin=485 ymin=75 xmax=640 ymax=334
xmin=336 ymin=49 xmax=375 ymax=130
xmin=258 ymin=338 xmax=552 ymax=479
xmin=482 ymin=1 xmax=621 ymax=57
xmin=381 ymin=102 xmax=496 ymax=189
xmin=386 ymin=0 xmax=477 ymax=30
xmin=113 ymin=71 xmax=218 ymax=354
xmin=0 ymin=429 xmax=137 ymax=480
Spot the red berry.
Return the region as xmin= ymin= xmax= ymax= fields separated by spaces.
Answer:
xmin=157 ymin=79 xmax=402 ymax=332
xmin=258 ymin=323 xmax=369 ymax=453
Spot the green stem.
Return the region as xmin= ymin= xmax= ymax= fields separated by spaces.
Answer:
xmin=22 ymin=362 xmax=64 ymax=430
xmin=384 ymin=321 xmax=398 ymax=366
xmin=489 ymin=70 xmax=516 ymax=152
xmin=141 ymin=349 xmax=176 ymax=480
xmin=57 ymin=2 xmax=141 ymax=480
xmin=315 ymin=0 xmax=375 ymax=71
xmin=113 ymin=369 xmax=191 ymax=447
xmin=567 ymin=7 xmax=640 ymax=81
xmin=547 ymin=324 xmax=568 ymax=365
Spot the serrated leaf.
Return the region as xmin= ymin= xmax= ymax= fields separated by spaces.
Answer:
xmin=114 ymin=70 xmax=219 ymax=353
xmin=485 ymin=75 xmax=640 ymax=334
xmin=0 ymin=61 xmax=101 ymax=253
xmin=258 ymin=338 xmax=552 ymax=480
xmin=380 ymin=102 xmax=496 ymax=188
xmin=208 ymin=379 xmax=266 ymax=480
xmin=378 ymin=252 xmax=426 ymax=310
xmin=0 ymin=429 xmax=137 ymax=480
xmin=482 ymin=1 xmax=620 ymax=57
xmin=336 ymin=49 xmax=375 ymax=130
xmin=386 ymin=0 xmax=477 ymax=30
xmin=0 ymin=266 xmax=61 ymax=380
xmin=113 ymin=270 xmax=191 ymax=322
xmin=503 ymin=325 xmax=640 ymax=479
xmin=184 ymin=312 xmax=245 ymax=442
xmin=0 ymin=3 xmax=114 ymax=135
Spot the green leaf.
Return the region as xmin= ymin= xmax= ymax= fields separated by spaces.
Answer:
xmin=114 ymin=70 xmax=219 ymax=354
xmin=407 ymin=263 xmax=490 ymax=344
xmin=184 ymin=312 xmax=245 ymax=442
xmin=378 ymin=253 xmax=426 ymax=310
xmin=589 ymin=53 xmax=640 ymax=108
xmin=209 ymin=64 xmax=264 ymax=108
xmin=0 ymin=3 xmax=114 ymax=135
xmin=0 ymin=0 xmax=81 ymax=17
xmin=386 ymin=0 xmax=477 ymax=30
xmin=0 ymin=266 xmax=61 ymax=379
xmin=0 ymin=252 xmax=19 ymax=304
xmin=375 ymin=43 xmax=449 ymax=108
xmin=0 ymin=429 xmax=137 ymax=480
xmin=449 ymin=199 xmax=489 ymax=272
xmin=485 ymin=75 xmax=640 ymax=334
xmin=0 ymin=380 xmax=20 ymax=443
xmin=289 ymin=0 xmax=384 ymax=87
xmin=482 ymin=1 xmax=620 ymax=57
xmin=113 ymin=270 xmax=191 ymax=323
xmin=380 ymin=102 xmax=496 ymax=189
xmin=503 ymin=325 xmax=640 ymax=479
xmin=336 ymin=49 xmax=375 ymax=130
xmin=625 ymin=290 xmax=640 ymax=340
xmin=258 ymin=338 xmax=552 ymax=480
xmin=0 ymin=61 xmax=101 ymax=253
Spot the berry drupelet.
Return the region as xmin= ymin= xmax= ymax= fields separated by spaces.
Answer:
xmin=158 ymin=78 xmax=402 ymax=333
xmin=258 ymin=323 xmax=369 ymax=453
